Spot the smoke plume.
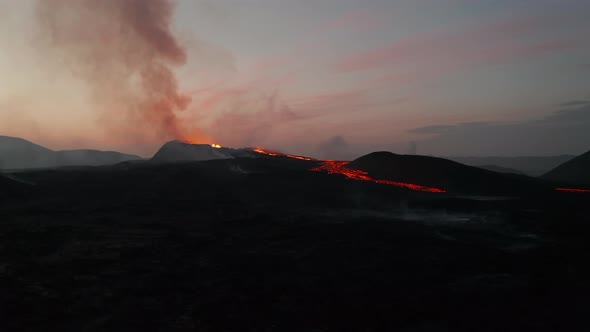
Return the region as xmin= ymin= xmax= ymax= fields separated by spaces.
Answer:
xmin=36 ymin=0 xmax=192 ymax=143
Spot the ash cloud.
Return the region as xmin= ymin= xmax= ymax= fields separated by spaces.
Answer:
xmin=36 ymin=0 xmax=192 ymax=143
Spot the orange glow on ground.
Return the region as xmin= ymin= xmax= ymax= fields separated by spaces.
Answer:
xmin=252 ymin=148 xmax=445 ymax=193
xmin=555 ymin=187 xmax=590 ymax=193
xmin=211 ymin=144 xmax=222 ymax=148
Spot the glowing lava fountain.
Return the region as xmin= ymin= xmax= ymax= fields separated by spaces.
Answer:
xmin=252 ymin=148 xmax=445 ymax=193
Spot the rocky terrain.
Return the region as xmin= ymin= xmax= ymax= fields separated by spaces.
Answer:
xmin=1 ymin=152 xmax=589 ymax=331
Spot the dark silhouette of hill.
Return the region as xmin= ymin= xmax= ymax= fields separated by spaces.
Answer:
xmin=151 ymin=141 xmax=256 ymax=163
xmin=346 ymin=152 xmax=548 ymax=195
xmin=447 ymin=155 xmax=575 ymax=176
xmin=543 ymin=150 xmax=590 ymax=185
xmin=0 ymin=135 xmax=142 ymax=169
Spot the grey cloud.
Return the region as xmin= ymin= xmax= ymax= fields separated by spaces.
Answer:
xmin=409 ymin=105 xmax=590 ymax=156
xmin=559 ymin=100 xmax=590 ymax=107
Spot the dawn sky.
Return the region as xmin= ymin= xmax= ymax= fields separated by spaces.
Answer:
xmin=1 ymin=0 xmax=589 ymax=158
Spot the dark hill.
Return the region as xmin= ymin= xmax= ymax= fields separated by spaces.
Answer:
xmin=346 ymin=152 xmax=548 ymax=195
xmin=0 ymin=136 xmax=142 ymax=169
xmin=543 ymin=150 xmax=590 ymax=185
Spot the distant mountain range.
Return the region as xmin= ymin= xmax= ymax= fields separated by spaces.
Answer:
xmin=0 ymin=136 xmax=142 ymax=170
xmin=543 ymin=150 xmax=590 ymax=185
xmin=447 ymin=155 xmax=575 ymax=176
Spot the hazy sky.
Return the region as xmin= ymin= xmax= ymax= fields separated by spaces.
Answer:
xmin=1 ymin=0 xmax=589 ymax=158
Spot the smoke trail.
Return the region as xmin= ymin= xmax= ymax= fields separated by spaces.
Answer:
xmin=36 ymin=0 xmax=192 ymax=142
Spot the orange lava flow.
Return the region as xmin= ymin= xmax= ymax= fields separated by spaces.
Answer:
xmin=251 ymin=148 xmax=445 ymax=193
xmin=555 ymin=187 xmax=590 ymax=193
xmin=252 ymin=148 xmax=316 ymax=161
xmin=311 ymin=160 xmax=446 ymax=193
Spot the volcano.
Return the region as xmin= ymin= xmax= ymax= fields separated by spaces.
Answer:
xmin=151 ymin=141 xmax=257 ymax=163
xmin=543 ymin=150 xmax=590 ymax=186
xmin=345 ymin=152 xmax=549 ymax=195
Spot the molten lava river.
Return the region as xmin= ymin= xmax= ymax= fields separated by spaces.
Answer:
xmin=252 ymin=148 xmax=445 ymax=193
